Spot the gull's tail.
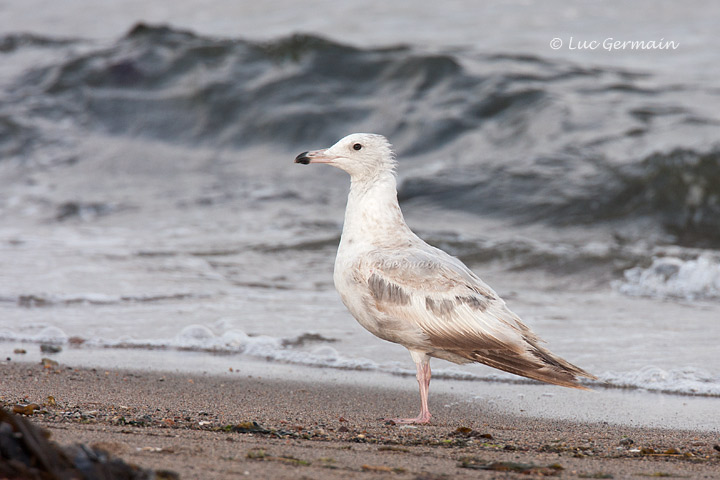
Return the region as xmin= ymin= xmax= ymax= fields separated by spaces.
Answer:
xmin=467 ymin=339 xmax=597 ymax=390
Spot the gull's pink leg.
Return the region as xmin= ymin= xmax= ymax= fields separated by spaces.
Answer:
xmin=389 ymin=352 xmax=432 ymax=424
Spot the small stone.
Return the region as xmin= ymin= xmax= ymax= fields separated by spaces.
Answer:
xmin=13 ymin=404 xmax=41 ymax=415
xmin=41 ymin=358 xmax=59 ymax=368
xmin=40 ymin=344 xmax=62 ymax=354
xmin=361 ymin=465 xmax=393 ymax=473
xmin=452 ymin=426 xmax=493 ymax=439
xmin=155 ymin=471 xmax=179 ymax=479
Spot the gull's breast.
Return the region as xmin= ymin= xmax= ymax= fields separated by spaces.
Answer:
xmin=333 ymin=252 xmax=429 ymax=349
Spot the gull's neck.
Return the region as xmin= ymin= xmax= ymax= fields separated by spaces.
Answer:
xmin=339 ymin=171 xmax=414 ymax=250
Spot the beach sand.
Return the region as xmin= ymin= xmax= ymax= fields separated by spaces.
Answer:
xmin=1 ymin=360 xmax=718 ymax=479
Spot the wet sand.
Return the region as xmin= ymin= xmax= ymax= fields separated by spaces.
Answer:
xmin=1 ymin=361 xmax=718 ymax=479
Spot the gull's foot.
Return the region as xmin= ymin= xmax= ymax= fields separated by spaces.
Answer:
xmin=385 ymin=413 xmax=432 ymax=425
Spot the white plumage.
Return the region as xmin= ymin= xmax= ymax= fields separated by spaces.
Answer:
xmin=295 ymin=133 xmax=595 ymax=424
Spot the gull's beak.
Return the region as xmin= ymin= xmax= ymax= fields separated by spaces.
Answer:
xmin=294 ymin=149 xmax=335 ymax=165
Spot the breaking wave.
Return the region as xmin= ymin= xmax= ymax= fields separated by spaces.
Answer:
xmin=399 ymin=147 xmax=720 ymax=245
xmin=5 ymin=24 xmax=719 ymax=245
xmin=615 ymin=254 xmax=720 ymax=301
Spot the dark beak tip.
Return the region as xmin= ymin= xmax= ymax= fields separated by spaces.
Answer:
xmin=294 ymin=151 xmax=310 ymax=165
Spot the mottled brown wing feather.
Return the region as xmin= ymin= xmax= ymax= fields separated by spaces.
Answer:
xmin=364 ymin=248 xmax=597 ymax=389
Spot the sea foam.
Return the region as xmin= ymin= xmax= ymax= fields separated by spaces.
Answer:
xmin=616 ymin=255 xmax=720 ymax=301
xmin=3 ymin=323 xmax=719 ymax=397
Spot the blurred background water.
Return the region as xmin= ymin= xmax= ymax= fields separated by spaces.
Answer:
xmin=1 ymin=0 xmax=719 ymax=398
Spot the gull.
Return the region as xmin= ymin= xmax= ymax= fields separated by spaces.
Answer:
xmin=295 ymin=133 xmax=596 ymax=424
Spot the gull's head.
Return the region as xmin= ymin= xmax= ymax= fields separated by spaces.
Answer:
xmin=294 ymin=133 xmax=396 ymax=180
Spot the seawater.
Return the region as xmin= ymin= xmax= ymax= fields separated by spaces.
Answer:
xmin=1 ymin=3 xmax=719 ymax=402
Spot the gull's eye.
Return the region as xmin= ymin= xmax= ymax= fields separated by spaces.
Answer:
xmin=353 ymin=143 xmax=362 ymax=151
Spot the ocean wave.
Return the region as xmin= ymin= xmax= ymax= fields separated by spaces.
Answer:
xmin=615 ymin=254 xmax=720 ymax=301
xmin=0 ymin=115 xmax=36 ymax=159
xmin=0 ymin=33 xmax=78 ymax=53
xmin=400 ymin=146 xmax=720 ymax=247
xmin=9 ymin=25 xmax=637 ymax=156
xmin=4 ymin=24 xmax=720 ymax=245
xmin=432 ymin=236 xmax=644 ymax=276
xmin=600 ymin=366 xmax=720 ymax=397
xmin=9 ymin=292 xmax=205 ymax=307
xmin=591 ymin=148 xmax=720 ymax=245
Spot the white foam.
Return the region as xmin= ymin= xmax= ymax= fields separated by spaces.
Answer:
xmin=35 ymin=326 xmax=69 ymax=343
xmin=177 ymin=324 xmax=215 ymax=342
xmin=0 ymin=325 xmax=69 ymax=344
xmin=89 ymin=326 xmax=281 ymax=354
xmin=600 ymin=366 xmax=720 ymax=396
xmin=615 ymin=254 xmax=720 ymax=301
xmin=3 ymin=323 xmax=719 ymax=397
xmin=80 ymin=327 xmax=379 ymax=370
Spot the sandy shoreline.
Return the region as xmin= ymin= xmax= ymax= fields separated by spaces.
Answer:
xmin=2 ymin=361 xmax=719 ymax=479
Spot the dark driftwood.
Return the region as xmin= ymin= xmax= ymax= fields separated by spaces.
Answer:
xmin=0 ymin=407 xmax=175 ymax=480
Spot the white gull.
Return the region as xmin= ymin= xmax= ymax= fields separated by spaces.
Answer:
xmin=295 ymin=133 xmax=596 ymax=424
